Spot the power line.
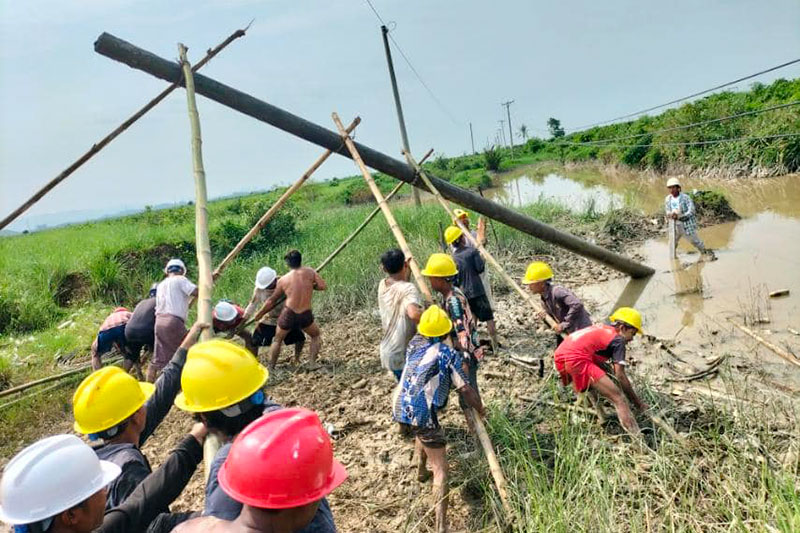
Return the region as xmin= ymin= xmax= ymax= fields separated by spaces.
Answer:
xmin=568 ymin=57 xmax=800 ymax=132
xmin=556 ymin=131 xmax=800 ymax=149
xmin=567 ymin=100 xmax=800 ymax=145
xmin=363 ymin=0 xmax=462 ymax=127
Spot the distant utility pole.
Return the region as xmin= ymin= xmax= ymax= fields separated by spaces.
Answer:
xmin=498 ymin=119 xmax=507 ymax=146
xmin=469 ymin=122 xmax=476 ymax=154
xmin=501 ymin=100 xmax=515 ymax=155
xmin=380 ymin=25 xmax=421 ymax=206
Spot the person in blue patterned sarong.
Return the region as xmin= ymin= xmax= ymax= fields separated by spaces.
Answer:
xmin=392 ymin=305 xmax=484 ymax=533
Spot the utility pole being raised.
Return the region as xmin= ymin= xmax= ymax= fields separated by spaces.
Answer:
xmin=501 ymin=100 xmax=515 ymax=155
xmin=469 ymin=122 xmax=476 ymax=154
xmin=381 ymin=25 xmax=421 ymax=206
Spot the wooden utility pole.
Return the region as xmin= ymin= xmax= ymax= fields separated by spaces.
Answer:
xmin=501 ymin=100 xmax=515 ymax=154
xmin=332 ymin=112 xmax=433 ymax=303
xmin=469 ymin=122 xmax=476 ymax=154
xmin=0 ymin=26 xmax=249 ymax=232
xmin=178 ymin=44 xmax=213 ymax=342
xmin=381 ymin=25 xmax=421 ymax=207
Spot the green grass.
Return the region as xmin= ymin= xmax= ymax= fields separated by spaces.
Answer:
xmin=453 ymin=380 xmax=800 ymax=532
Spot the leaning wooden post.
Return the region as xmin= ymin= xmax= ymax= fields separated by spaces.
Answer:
xmin=212 ymin=117 xmax=361 ymax=280
xmin=332 ymin=112 xmax=434 ymax=304
xmin=464 ymin=409 xmax=515 ymax=521
xmin=0 ymin=27 xmax=249 ymax=232
xmin=179 ymin=44 xmax=213 ymax=343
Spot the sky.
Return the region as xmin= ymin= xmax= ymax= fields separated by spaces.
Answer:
xmin=2 ymin=0 xmax=799 ymax=231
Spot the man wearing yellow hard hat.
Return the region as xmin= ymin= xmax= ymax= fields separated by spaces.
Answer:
xmin=554 ymin=307 xmax=648 ymax=436
xmin=392 ymin=305 xmax=484 ymax=533
xmin=173 ymin=339 xmax=337 ymax=531
xmin=72 ymin=320 xmax=208 ymax=511
xmin=421 ymin=253 xmax=484 ymax=410
xmin=446 ymin=225 xmax=499 ymax=351
xmin=521 ymin=261 xmax=592 ymax=340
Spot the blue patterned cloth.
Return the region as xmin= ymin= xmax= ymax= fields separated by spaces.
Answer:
xmin=392 ymin=335 xmax=468 ymax=429
xmin=664 ymin=193 xmax=698 ymax=234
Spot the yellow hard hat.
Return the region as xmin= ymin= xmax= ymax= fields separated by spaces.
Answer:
xmin=521 ymin=261 xmax=553 ymax=284
xmin=453 ymin=209 xmax=469 ymax=220
xmin=421 ymin=253 xmax=458 ymax=278
xmin=73 ymin=367 xmax=155 ymax=434
xmin=174 ymin=340 xmax=269 ymax=413
xmin=609 ymin=307 xmax=643 ymax=333
xmin=444 ymin=225 xmax=463 ymax=245
xmin=418 ymin=305 xmax=453 ymax=338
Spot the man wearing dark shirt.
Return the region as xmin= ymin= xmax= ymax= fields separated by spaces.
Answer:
xmin=173 ymin=339 xmax=338 ymax=532
xmin=522 ymin=261 xmax=592 ymax=340
xmin=72 ymin=321 xmax=207 ymax=510
xmin=446 ymin=226 xmax=498 ymax=351
xmin=0 ymin=424 xmax=207 ymax=533
xmin=124 ymin=284 xmax=159 ymax=378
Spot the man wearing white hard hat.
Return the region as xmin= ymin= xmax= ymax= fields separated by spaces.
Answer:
xmin=0 ymin=423 xmax=207 ymax=533
xmin=665 ymin=178 xmax=716 ymax=260
xmin=243 ymin=266 xmax=305 ymax=362
xmin=212 ymin=300 xmax=256 ymax=355
xmin=151 ymin=259 xmax=197 ymax=383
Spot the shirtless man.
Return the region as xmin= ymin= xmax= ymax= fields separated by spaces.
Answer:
xmin=256 ymin=250 xmax=326 ymax=370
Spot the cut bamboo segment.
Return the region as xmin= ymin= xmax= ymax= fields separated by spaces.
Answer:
xmin=332 ymin=112 xmax=433 ymax=304
xmin=179 ymin=44 xmax=214 ymax=342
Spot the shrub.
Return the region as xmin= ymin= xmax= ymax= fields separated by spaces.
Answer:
xmin=88 ymin=252 xmax=126 ymax=302
xmin=483 ymin=147 xmax=502 ymax=171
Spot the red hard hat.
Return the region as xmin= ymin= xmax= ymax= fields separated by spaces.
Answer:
xmin=218 ymin=408 xmax=348 ymax=509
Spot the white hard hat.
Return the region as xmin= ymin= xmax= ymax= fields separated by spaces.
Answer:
xmin=0 ymin=434 xmax=120 ymax=525
xmin=164 ymin=258 xmax=187 ymax=274
xmin=666 ymin=177 xmax=681 ymax=188
xmin=255 ymin=266 xmax=277 ymax=289
xmin=214 ymin=301 xmax=238 ymax=323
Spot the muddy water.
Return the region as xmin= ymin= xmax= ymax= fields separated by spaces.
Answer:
xmin=492 ymin=166 xmax=800 ymax=372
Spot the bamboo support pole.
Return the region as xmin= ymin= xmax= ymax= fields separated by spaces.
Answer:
xmin=0 ymin=26 xmax=249 ymax=231
xmin=727 ymin=319 xmax=800 ymax=368
xmin=404 ymin=150 xmax=560 ymax=330
xmin=179 ymin=44 xmax=214 ymax=342
xmin=0 ymin=356 xmax=123 ymax=400
xmin=332 ymin=112 xmax=433 ymax=304
xmin=94 ymin=33 xmax=654 ymax=279
xmin=212 ymin=117 xmax=361 ymax=280
xmin=464 ymin=408 xmax=515 ymax=521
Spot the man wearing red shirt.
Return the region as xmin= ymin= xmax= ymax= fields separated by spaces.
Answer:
xmin=554 ymin=307 xmax=648 ymax=436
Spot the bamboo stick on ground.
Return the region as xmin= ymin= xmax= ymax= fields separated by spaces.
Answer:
xmin=179 ymin=44 xmax=214 ymax=342
xmin=332 ymin=113 xmax=433 ymax=304
xmin=0 ymin=356 xmax=123 ymax=400
xmin=727 ymin=318 xmax=800 ymax=368
xmin=0 ymin=26 xmax=249 ymax=231
xmin=463 ymin=408 xmax=515 ymax=521
xmin=212 ymin=117 xmax=361 ymax=280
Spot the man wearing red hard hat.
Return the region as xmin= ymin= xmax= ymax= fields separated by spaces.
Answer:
xmin=174 ymin=408 xmax=348 ymax=533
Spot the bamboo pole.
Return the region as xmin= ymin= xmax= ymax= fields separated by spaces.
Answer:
xmin=0 ymin=26 xmax=249 ymax=232
xmin=212 ymin=117 xmax=361 ymax=280
xmin=464 ymin=408 xmax=515 ymax=521
xmin=0 ymin=356 xmax=123 ymax=400
xmin=332 ymin=112 xmax=433 ymax=304
xmin=404 ymin=150 xmax=560 ymax=330
xmin=94 ymin=32 xmax=654 ymax=279
xmin=179 ymin=44 xmax=214 ymax=342
xmin=727 ymin=319 xmax=800 ymax=369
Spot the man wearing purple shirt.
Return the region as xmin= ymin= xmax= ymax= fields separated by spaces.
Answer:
xmin=522 ymin=261 xmax=592 ymax=342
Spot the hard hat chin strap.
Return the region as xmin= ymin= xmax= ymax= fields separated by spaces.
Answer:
xmin=220 ymin=390 xmax=265 ymax=418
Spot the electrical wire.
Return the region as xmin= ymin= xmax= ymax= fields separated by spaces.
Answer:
xmin=566 ymin=100 xmax=800 ymax=145
xmin=363 ymin=0 xmax=462 ymax=127
xmin=568 ymin=57 xmax=800 ymax=132
xmin=556 ymin=131 xmax=800 ymax=149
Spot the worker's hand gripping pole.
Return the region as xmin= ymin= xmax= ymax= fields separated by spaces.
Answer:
xmin=332 ymin=113 xmax=434 ymax=305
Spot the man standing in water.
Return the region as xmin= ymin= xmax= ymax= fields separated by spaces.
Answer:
xmin=665 ymin=177 xmax=716 ymax=260
xmin=256 ymin=250 xmax=326 ymax=370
